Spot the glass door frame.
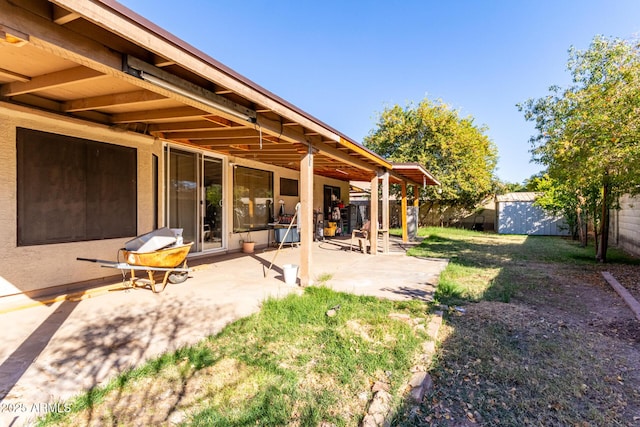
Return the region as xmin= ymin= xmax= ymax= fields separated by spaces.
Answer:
xmin=165 ymin=144 xmax=227 ymax=254
xmin=201 ymin=155 xmax=225 ymax=252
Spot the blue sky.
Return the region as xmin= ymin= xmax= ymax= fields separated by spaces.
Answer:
xmin=118 ymin=0 xmax=640 ymax=184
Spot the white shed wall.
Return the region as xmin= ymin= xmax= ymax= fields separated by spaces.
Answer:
xmin=496 ymin=201 xmax=570 ymax=235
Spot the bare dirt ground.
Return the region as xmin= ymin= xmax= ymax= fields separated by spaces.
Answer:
xmin=400 ymin=261 xmax=640 ymax=426
xmin=527 ymin=262 xmax=640 ymax=344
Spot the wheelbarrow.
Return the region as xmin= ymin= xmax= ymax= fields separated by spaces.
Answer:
xmin=78 ymin=227 xmax=193 ymax=293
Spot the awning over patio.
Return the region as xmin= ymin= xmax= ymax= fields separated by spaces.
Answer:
xmin=391 ymin=163 xmax=441 ymax=187
xmin=0 ymin=0 xmax=395 ymax=183
xmin=0 ymin=0 xmax=439 ymax=286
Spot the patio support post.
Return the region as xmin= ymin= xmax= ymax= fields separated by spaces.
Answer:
xmin=401 ymin=181 xmax=408 ymax=243
xmin=299 ymin=149 xmax=314 ymax=286
xmin=413 ymin=184 xmax=420 ymax=240
xmin=381 ymin=168 xmax=390 ymax=254
xmin=369 ymin=172 xmax=379 ymax=255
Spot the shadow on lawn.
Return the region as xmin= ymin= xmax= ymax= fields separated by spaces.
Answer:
xmin=54 ymin=298 xmax=235 ymax=426
xmin=411 ymin=232 xmax=635 ymax=304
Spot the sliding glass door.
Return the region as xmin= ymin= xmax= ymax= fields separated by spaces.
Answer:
xmin=166 ymin=147 xmax=224 ymax=253
xmin=167 ymin=149 xmax=198 ymax=248
xmin=203 ymin=157 xmax=223 ymax=250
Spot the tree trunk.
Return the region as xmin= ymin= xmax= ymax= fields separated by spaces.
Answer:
xmin=596 ymin=178 xmax=610 ymax=263
xmin=592 ymin=203 xmax=599 ymax=259
xmin=584 ymin=213 xmax=589 ymax=247
xmin=576 ymin=206 xmax=586 ymax=246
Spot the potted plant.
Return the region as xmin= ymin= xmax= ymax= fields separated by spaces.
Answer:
xmin=242 ymin=231 xmax=255 ymax=254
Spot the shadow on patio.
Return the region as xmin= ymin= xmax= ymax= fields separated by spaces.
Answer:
xmin=0 ymin=235 xmax=447 ymax=426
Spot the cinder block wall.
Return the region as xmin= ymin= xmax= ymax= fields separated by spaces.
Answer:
xmin=611 ymin=194 xmax=640 ymax=257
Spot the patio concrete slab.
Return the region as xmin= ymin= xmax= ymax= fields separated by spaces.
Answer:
xmin=0 ymin=236 xmax=446 ymax=426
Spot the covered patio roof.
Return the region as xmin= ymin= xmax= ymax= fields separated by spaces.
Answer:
xmin=0 ymin=0 xmax=440 ymax=286
xmin=0 ymin=0 xmax=396 ymax=182
xmin=391 ymin=163 xmax=441 ymax=187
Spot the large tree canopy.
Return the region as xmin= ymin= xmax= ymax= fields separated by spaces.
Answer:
xmin=364 ymin=98 xmax=497 ymax=211
xmin=519 ymin=35 xmax=640 ymax=261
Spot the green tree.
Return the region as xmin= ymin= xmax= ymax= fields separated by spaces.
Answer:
xmin=526 ymin=173 xmax=588 ymax=243
xmin=519 ymin=35 xmax=640 ymax=262
xmin=364 ymin=98 xmax=497 ymax=218
xmin=494 ymin=178 xmax=527 ymax=194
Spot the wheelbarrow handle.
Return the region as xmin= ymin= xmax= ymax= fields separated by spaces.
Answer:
xmin=77 ymin=257 xmax=121 ymax=268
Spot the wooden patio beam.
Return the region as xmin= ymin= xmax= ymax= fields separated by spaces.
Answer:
xmin=148 ymin=121 xmax=224 ymax=134
xmin=111 ymin=106 xmax=207 ymax=123
xmin=203 ymin=115 xmax=235 ymax=127
xmin=167 ymin=128 xmax=258 ymax=140
xmin=0 ymin=67 xmax=30 ymax=82
xmin=62 ymin=90 xmax=166 ymax=112
xmin=189 ymin=138 xmax=287 ymax=147
xmin=401 ymin=182 xmax=408 ymax=243
xmin=369 ymin=172 xmax=379 ymax=255
xmin=0 ymin=66 xmax=105 ymax=96
xmin=381 ymin=169 xmax=390 ymax=254
xmin=310 ymin=140 xmax=378 ymax=176
xmin=53 ymin=5 xmax=81 ymax=25
xmin=300 ymin=150 xmax=313 ymax=286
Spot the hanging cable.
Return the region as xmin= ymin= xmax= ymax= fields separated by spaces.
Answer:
xmin=253 ymin=120 xmax=263 ymax=150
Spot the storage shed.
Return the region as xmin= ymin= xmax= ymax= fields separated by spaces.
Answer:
xmin=495 ymin=192 xmax=570 ymax=236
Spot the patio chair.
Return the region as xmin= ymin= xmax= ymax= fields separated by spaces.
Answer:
xmin=350 ymin=220 xmax=371 ymax=253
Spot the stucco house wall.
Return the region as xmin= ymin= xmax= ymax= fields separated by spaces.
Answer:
xmin=224 ymin=154 xmax=348 ymax=251
xmin=0 ymin=103 xmax=162 ymax=297
xmin=610 ymin=194 xmax=640 ymax=257
xmin=0 ymin=103 xmax=351 ymax=298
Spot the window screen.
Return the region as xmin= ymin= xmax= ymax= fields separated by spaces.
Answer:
xmin=280 ymin=177 xmax=299 ymax=196
xmin=17 ymin=128 xmax=137 ymax=245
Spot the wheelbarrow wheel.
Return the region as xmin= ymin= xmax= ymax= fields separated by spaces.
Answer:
xmin=168 ymin=271 xmax=189 ymax=284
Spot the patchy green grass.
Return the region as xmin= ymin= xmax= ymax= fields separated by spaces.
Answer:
xmin=406 ymin=227 xmax=637 ymax=305
xmin=37 ymin=228 xmax=640 ymax=427
xmin=394 ymin=227 xmax=640 ymax=426
xmin=37 ymin=287 xmax=431 ymax=427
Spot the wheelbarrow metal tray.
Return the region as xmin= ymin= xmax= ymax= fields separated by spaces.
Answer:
xmin=123 ymin=242 xmax=193 ymax=268
xmin=124 ymin=227 xmax=180 ymax=252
